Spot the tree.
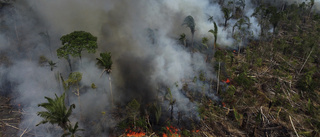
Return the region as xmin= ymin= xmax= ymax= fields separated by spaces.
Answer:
xmin=182 ymin=15 xmax=196 ymax=47
xmin=36 ymin=92 xmax=75 ymax=131
xmin=268 ymin=6 xmax=283 ymax=36
xmin=214 ymin=50 xmax=225 ymax=94
xmin=165 ymin=88 xmax=176 ymax=122
xmin=96 ymin=52 xmax=113 ymax=106
xmin=62 ymin=122 xmax=84 ymax=137
xmin=309 ymin=0 xmax=315 ymax=17
xmin=251 ymin=5 xmax=270 ymax=37
xmin=126 ymin=99 xmax=140 ymax=129
xmin=65 ymin=72 xmax=83 ymax=119
xmin=222 ymin=7 xmax=233 ymax=28
xmin=232 ymin=16 xmax=251 ymax=55
xmin=209 ymin=21 xmax=218 ymax=49
xmin=57 ymin=31 xmax=98 ymax=71
xmin=48 ymin=60 xmax=57 ymax=71
xmin=202 ymin=37 xmax=209 ymax=49
xmin=179 ymin=33 xmax=187 ymax=47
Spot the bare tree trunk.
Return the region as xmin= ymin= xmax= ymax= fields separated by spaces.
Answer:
xmin=67 ymin=57 xmax=72 ymax=72
xmin=109 ymin=75 xmax=114 ymax=106
xmin=191 ymin=34 xmax=194 ymax=47
xmin=75 ymin=89 xmax=82 ymax=120
xmin=217 ymin=62 xmax=221 ymax=94
xmin=299 ymin=47 xmax=314 ymax=74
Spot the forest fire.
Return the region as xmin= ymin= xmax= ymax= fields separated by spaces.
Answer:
xmin=126 ymin=129 xmax=146 ymax=137
xmin=222 ymin=78 xmax=230 ymax=84
xmin=163 ymin=126 xmax=180 ymax=137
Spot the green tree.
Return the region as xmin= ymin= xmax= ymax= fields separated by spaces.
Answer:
xmin=268 ymin=6 xmax=283 ymax=36
xmin=202 ymin=37 xmax=209 ymax=49
xmin=96 ymin=52 xmax=114 ymax=106
xmin=182 ymin=15 xmax=196 ymax=47
xmin=222 ymin=7 xmax=233 ymax=28
xmin=209 ymin=21 xmax=218 ymax=49
xmin=65 ymin=72 xmax=83 ymax=119
xmin=36 ymin=92 xmax=75 ymax=131
xmin=57 ymin=31 xmax=98 ymax=71
xmin=126 ymin=99 xmax=140 ymax=129
xmin=251 ymin=5 xmax=271 ymax=37
xmin=62 ymin=122 xmax=84 ymax=137
xmin=165 ymin=88 xmax=176 ymax=122
xmin=232 ymin=16 xmax=250 ymax=55
xmin=48 ymin=60 xmax=57 ymax=71
xmin=309 ymin=0 xmax=315 ymax=17
xmin=179 ymin=33 xmax=187 ymax=47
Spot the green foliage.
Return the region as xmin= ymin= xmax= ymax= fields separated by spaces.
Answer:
xmin=38 ymin=55 xmax=48 ymax=66
xmin=199 ymin=71 xmax=206 ymax=82
xmin=182 ymin=15 xmax=195 ymax=35
xmin=48 ymin=60 xmax=57 ymax=71
xmin=214 ymin=50 xmax=225 ymax=62
xmin=91 ymin=83 xmax=97 ymax=89
xmin=66 ymin=72 xmax=82 ymax=86
xmin=234 ymin=72 xmax=254 ymax=90
xmin=209 ymin=21 xmax=218 ymax=48
xmin=62 ymin=122 xmax=84 ymax=137
xmin=255 ymin=58 xmax=262 ymax=67
xmin=57 ymin=31 xmax=97 ymax=60
xmin=201 ymin=37 xmax=209 ymax=49
xmin=222 ymin=7 xmax=233 ymax=27
xmin=297 ymin=68 xmax=317 ymax=92
xmin=96 ymin=52 xmax=112 ymax=73
xmin=226 ymin=85 xmax=236 ymax=97
xmin=307 ymin=99 xmax=314 ymax=115
xmin=179 ymin=33 xmax=186 ymax=45
xmin=181 ymin=129 xmax=191 ymax=136
xmin=126 ymin=99 xmax=140 ymax=116
xmin=151 ymin=103 xmax=162 ymax=124
xmin=233 ymin=107 xmax=243 ymax=126
xmin=37 ymin=93 xmax=75 ymax=130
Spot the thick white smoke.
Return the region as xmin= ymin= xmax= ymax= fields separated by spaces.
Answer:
xmin=0 ymin=0 xmax=319 ymax=136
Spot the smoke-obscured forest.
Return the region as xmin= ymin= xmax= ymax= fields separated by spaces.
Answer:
xmin=1 ymin=0 xmax=320 ymax=136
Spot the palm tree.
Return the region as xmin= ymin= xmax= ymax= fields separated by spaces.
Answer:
xmin=48 ymin=60 xmax=57 ymax=71
xmin=96 ymin=52 xmax=113 ymax=105
xmin=209 ymin=21 xmax=218 ymax=49
xmin=202 ymin=37 xmax=209 ymax=49
xmin=182 ymin=15 xmax=196 ymax=47
xmin=179 ymin=33 xmax=187 ymax=47
xmin=62 ymin=122 xmax=84 ymax=137
xmin=36 ymin=92 xmax=75 ymax=131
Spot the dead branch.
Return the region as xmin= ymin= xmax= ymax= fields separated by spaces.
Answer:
xmin=299 ymin=47 xmax=314 ymax=74
xmin=289 ymin=115 xmax=300 ymax=137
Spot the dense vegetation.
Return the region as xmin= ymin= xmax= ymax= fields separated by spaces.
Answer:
xmin=1 ymin=0 xmax=320 ymax=137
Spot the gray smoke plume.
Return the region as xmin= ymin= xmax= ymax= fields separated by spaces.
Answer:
xmin=0 ymin=0 xmax=319 ymax=136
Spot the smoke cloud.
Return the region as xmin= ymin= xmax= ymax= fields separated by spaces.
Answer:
xmin=0 ymin=0 xmax=319 ymax=136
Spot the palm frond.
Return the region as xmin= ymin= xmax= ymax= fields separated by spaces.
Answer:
xmin=182 ymin=15 xmax=196 ymax=34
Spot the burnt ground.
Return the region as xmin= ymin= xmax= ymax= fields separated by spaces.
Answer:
xmin=0 ymin=95 xmax=24 ymax=137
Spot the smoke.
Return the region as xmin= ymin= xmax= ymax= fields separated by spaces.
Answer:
xmin=1 ymin=0 xmax=319 ymax=136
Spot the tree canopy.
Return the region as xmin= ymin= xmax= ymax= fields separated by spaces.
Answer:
xmin=57 ymin=31 xmax=98 ymax=60
xmin=36 ymin=93 xmax=75 ymax=130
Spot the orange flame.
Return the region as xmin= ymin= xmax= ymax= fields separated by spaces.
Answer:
xmin=126 ymin=129 xmax=146 ymax=137
xmin=163 ymin=126 xmax=180 ymax=137
xmin=222 ymin=102 xmax=226 ymax=107
xmin=222 ymin=78 xmax=230 ymax=84
xmin=192 ymin=129 xmax=200 ymax=133
xmin=233 ymin=50 xmax=236 ymax=53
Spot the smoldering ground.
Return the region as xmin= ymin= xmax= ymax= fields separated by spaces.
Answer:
xmin=0 ymin=0 xmax=319 ymax=136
